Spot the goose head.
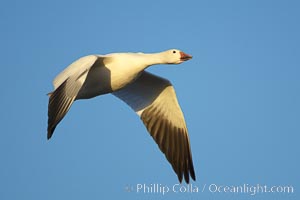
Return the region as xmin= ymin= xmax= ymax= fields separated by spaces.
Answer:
xmin=162 ymin=49 xmax=193 ymax=64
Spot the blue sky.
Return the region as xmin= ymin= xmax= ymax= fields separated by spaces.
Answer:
xmin=1 ymin=0 xmax=299 ymax=199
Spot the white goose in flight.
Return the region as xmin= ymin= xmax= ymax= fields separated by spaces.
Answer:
xmin=47 ymin=49 xmax=195 ymax=183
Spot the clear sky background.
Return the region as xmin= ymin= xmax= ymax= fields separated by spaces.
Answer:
xmin=1 ymin=0 xmax=299 ymax=199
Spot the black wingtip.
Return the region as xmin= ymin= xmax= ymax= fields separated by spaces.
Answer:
xmin=47 ymin=126 xmax=55 ymax=140
xmin=178 ymin=175 xmax=183 ymax=183
xmin=47 ymin=131 xmax=52 ymax=140
xmin=178 ymin=166 xmax=196 ymax=184
xmin=189 ymin=160 xmax=196 ymax=182
xmin=184 ymin=172 xmax=190 ymax=184
xmin=191 ymin=169 xmax=196 ymax=181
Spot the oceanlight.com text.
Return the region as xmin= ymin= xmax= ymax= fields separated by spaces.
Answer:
xmin=206 ymin=183 xmax=294 ymax=196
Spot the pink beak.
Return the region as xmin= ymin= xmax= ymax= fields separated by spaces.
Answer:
xmin=180 ymin=52 xmax=193 ymax=61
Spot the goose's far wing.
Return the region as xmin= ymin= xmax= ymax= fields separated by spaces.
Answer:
xmin=47 ymin=55 xmax=104 ymax=139
xmin=113 ymin=71 xmax=195 ymax=183
xmin=47 ymin=70 xmax=87 ymax=139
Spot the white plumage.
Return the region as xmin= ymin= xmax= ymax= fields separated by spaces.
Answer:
xmin=47 ymin=49 xmax=195 ymax=183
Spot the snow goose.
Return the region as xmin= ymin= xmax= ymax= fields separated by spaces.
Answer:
xmin=47 ymin=49 xmax=195 ymax=183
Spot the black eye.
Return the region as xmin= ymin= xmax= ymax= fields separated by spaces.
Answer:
xmin=173 ymin=50 xmax=176 ymax=54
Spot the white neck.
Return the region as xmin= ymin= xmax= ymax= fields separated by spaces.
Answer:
xmin=141 ymin=51 xmax=169 ymax=67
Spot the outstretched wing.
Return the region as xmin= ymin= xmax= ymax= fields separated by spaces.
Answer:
xmin=47 ymin=55 xmax=101 ymax=139
xmin=113 ymin=71 xmax=195 ymax=183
